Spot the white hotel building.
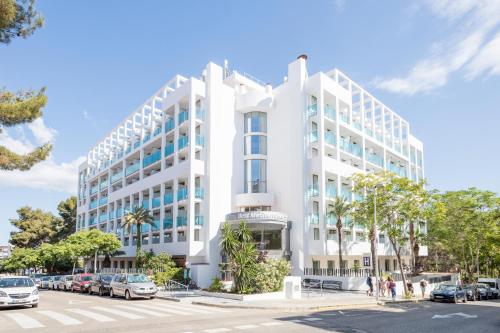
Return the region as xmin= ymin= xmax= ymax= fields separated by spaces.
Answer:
xmin=76 ymin=56 xmax=426 ymax=288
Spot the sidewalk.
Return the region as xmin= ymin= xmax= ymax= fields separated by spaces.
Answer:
xmin=156 ymin=289 xmax=427 ymax=311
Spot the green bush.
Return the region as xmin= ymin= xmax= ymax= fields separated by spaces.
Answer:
xmin=253 ymin=259 xmax=291 ymax=293
xmin=208 ymin=277 xmax=225 ymax=292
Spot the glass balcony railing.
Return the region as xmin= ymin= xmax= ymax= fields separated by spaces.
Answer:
xmin=195 ymin=134 xmax=204 ymax=147
xmin=308 ymin=185 xmax=319 ymax=197
xmin=89 ymin=200 xmax=98 ymax=210
xmin=177 ymin=187 xmax=188 ymax=201
xmin=178 ymin=136 xmax=188 ymax=150
xmin=354 ymin=193 xmax=364 ymax=202
xmin=142 ymin=200 xmax=149 ymax=209
xmin=341 ymin=187 xmax=352 ymax=201
xmin=153 ymin=127 xmax=161 ymax=137
xmin=388 ymin=163 xmax=408 ymax=177
xmin=123 ymin=206 xmax=131 ymax=215
xmin=98 ymin=214 xmax=107 ymax=223
xmin=309 ymin=130 xmax=318 ymax=143
xmin=99 ymin=181 xmax=108 ymax=190
xmin=125 ymin=162 xmax=140 ymax=176
xmin=339 ymin=138 xmax=362 ymax=158
xmin=309 ymin=213 xmax=320 ymax=225
xmin=152 ymin=219 xmax=160 ymax=232
xmin=141 ymin=223 xmax=150 ymax=233
xmin=90 ymin=186 xmax=98 ymax=195
xmin=365 ymin=127 xmax=373 ymax=137
xmin=164 ymin=192 xmax=174 ymax=205
xmin=125 ymin=146 xmax=132 ymax=155
xmin=152 ymin=197 xmax=161 ymax=208
xmin=307 ymin=104 xmax=317 ymax=117
xmin=340 ymin=113 xmax=349 ymax=123
xmin=134 ymin=141 xmax=141 ymax=149
xmin=143 ymin=150 xmax=161 ymax=168
xmin=195 ymin=187 xmax=204 ymax=199
xmin=177 ymin=215 xmax=188 ymax=227
xmin=324 ymin=131 xmax=336 ymax=146
xmin=98 ymin=197 xmax=108 ymax=206
xmin=196 ymin=108 xmax=205 ymax=120
xmin=326 ymin=214 xmax=336 ymax=226
xmin=165 ymin=143 xmax=174 ymax=157
xmin=324 ymin=104 xmax=336 ymax=120
xmin=165 ymin=118 xmax=175 ymax=133
xmin=195 ymin=215 xmax=204 ymax=226
xmin=116 ymin=208 xmax=122 ymax=218
xmin=163 ymin=218 xmax=173 ymax=229
xmin=353 ymin=121 xmax=362 ymax=131
xmin=366 ymin=153 xmax=384 ymax=167
xmin=143 ymin=133 xmax=151 ymax=143
xmin=109 ymin=210 xmax=115 ymax=220
xmin=178 ymin=110 xmax=189 ymax=124
xmin=111 ymin=172 xmax=123 ymax=184
xmin=325 ymin=186 xmax=337 ymax=198
xmin=89 ymin=217 xmax=96 ymax=225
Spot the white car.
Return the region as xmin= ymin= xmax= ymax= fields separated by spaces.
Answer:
xmin=0 ymin=276 xmax=39 ymax=308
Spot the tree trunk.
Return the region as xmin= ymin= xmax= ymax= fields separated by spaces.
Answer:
xmin=72 ymin=260 xmax=76 ymax=275
xmin=390 ymin=237 xmax=408 ymax=296
xmin=409 ymin=221 xmax=415 ymax=273
xmin=337 ymin=219 xmax=343 ymax=273
xmin=136 ymin=223 xmax=142 ymax=256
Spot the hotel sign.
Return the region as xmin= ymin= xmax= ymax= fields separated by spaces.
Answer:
xmin=225 ymin=211 xmax=288 ymax=224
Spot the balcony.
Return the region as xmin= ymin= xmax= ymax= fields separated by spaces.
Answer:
xmin=165 ymin=118 xmax=175 ymax=133
xmin=133 ymin=141 xmax=141 ymax=150
xmin=195 ymin=187 xmax=204 ymax=199
xmin=163 ymin=218 xmax=173 ymax=229
xmin=142 ymin=223 xmax=150 ymax=233
xmin=178 ymin=110 xmax=189 ymax=125
xmin=387 ymin=163 xmax=408 ymax=177
xmin=116 ymin=208 xmax=122 ymax=218
xmin=165 ymin=143 xmax=174 ymax=157
xmin=339 ymin=138 xmax=362 ymax=158
xmin=309 ymin=213 xmax=320 ymax=225
xmin=366 ymin=153 xmax=384 ymax=167
xmin=89 ymin=200 xmax=98 ymax=210
xmin=325 ymin=186 xmax=337 ymax=199
xmin=153 ymin=127 xmax=161 ymax=137
xmin=341 ymin=187 xmax=352 ymax=201
xmin=98 ymin=214 xmax=107 ymax=223
xmin=365 ymin=127 xmax=373 ymax=137
xmin=326 ymin=214 xmax=336 ymax=226
xmin=89 ymin=217 xmax=96 ymax=225
xmin=142 ymin=200 xmax=149 ymax=210
xmin=152 ymin=197 xmax=161 ymax=209
xmin=143 ymin=133 xmax=151 ymax=143
xmin=98 ymin=197 xmax=108 ymax=206
xmin=177 ymin=215 xmax=187 ymax=227
xmin=108 ymin=210 xmax=114 ymax=220
xmin=110 ymin=172 xmax=123 ymax=184
xmin=307 ymin=104 xmax=318 ymax=117
xmin=178 ymin=136 xmax=188 ymax=150
xmin=143 ymin=150 xmax=161 ymax=168
xmin=325 ymin=104 xmax=336 ymax=121
xmin=152 ymin=219 xmax=160 ymax=232
xmin=90 ymin=185 xmax=98 ymax=195
xmin=125 ymin=146 xmax=132 ymax=155
xmin=309 ymin=130 xmax=318 ymax=143
xmin=164 ymin=192 xmax=174 ymax=205
xmin=196 ymin=108 xmax=205 ymax=120
xmin=195 ymin=215 xmax=204 ymax=226
xmin=340 ymin=113 xmax=349 ymax=123
xmin=125 ymin=162 xmax=140 ymax=176
xmin=308 ymin=185 xmax=319 ymax=197
xmin=354 ymin=193 xmax=364 ymax=202
xmin=195 ymin=134 xmax=204 ymax=147
xmin=99 ymin=181 xmax=108 ymax=191
xmin=325 ymin=131 xmax=336 ymax=146
xmin=177 ymin=187 xmax=188 ymax=201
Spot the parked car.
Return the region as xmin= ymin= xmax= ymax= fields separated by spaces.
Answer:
xmin=476 ymin=283 xmax=493 ymax=300
xmin=463 ymin=284 xmax=480 ymax=301
xmin=71 ymin=274 xmax=94 ymax=293
xmin=302 ymin=278 xmax=321 ymax=288
xmin=477 ymin=278 xmax=499 ymax=299
xmin=322 ymin=280 xmax=343 ymax=290
xmin=39 ymin=276 xmax=51 ymax=289
xmin=57 ymin=275 xmax=74 ymax=291
xmin=109 ymin=273 xmax=157 ymax=300
xmin=430 ymin=284 xmax=467 ymax=303
xmin=89 ymin=273 xmax=114 ymax=296
xmin=49 ymin=276 xmax=62 ymax=290
xmin=0 ymin=276 xmax=39 ymax=308
xmin=30 ymin=274 xmax=45 ymax=288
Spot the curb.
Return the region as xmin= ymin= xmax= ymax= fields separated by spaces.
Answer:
xmin=191 ymin=301 xmax=380 ymax=311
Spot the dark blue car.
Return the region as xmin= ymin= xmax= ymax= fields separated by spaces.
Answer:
xmin=430 ymin=284 xmax=467 ymax=303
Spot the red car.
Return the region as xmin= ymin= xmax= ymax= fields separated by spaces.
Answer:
xmin=71 ymin=274 xmax=94 ymax=293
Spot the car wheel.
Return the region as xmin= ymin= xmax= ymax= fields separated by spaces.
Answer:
xmin=32 ymin=304 xmax=38 ymax=308
xmin=99 ymin=288 xmax=103 ymax=296
xmin=109 ymin=288 xmax=114 ymax=298
xmin=125 ymin=290 xmax=131 ymax=300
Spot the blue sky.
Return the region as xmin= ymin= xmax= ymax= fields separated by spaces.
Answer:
xmin=1 ymin=0 xmax=499 ymax=243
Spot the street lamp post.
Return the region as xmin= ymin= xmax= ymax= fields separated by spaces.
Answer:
xmin=374 ymin=187 xmax=380 ymax=302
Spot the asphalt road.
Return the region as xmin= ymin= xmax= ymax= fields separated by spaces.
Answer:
xmin=0 ymin=290 xmax=498 ymax=332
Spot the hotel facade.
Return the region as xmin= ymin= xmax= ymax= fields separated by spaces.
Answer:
xmin=76 ymin=56 xmax=426 ymax=288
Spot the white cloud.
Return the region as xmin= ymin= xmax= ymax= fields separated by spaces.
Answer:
xmin=27 ymin=118 xmax=57 ymax=144
xmin=374 ymin=0 xmax=500 ymax=95
xmin=82 ymin=109 xmax=91 ymax=120
xmin=0 ymin=123 xmax=83 ymax=193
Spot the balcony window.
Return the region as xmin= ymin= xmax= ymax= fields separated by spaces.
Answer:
xmin=163 ymin=217 xmax=173 ymax=229
xmin=244 ymin=135 xmax=267 ymax=155
xmin=244 ymin=112 xmax=267 ymax=133
xmin=195 ymin=187 xmax=204 ymax=199
xmin=196 ymin=108 xmax=205 ymax=120
xmin=152 ymin=197 xmax=161 ymax=208
xmin=244 ymin=159 xmax=267 ymax=193
xmin=165 ymin=143 xmax=174 ymax=157
xmin=327 ymin=229 xmax=337 ymax=240
xmin=195 ymin=134 xmax=204 ymax=147
xmin=165 ymin=118 xmax=175 ymax=133
xmin=164 ymin=232 xmax=172 ymax=243
xmin=178 ymin=136 xmax=188 ymax=150
xmin=177 ymin=231 xmax=186 ymax=242
xmin=178 ymin=110 xmax=189 ymax=124
xmin=153 ymin=127 xmax=161 ymax=137
xmin=195 ymin=215 xmax=204 ymax=226
xmin=325 ymin=131 xmax=336 ymax=146
xmin=177 ymin=215 xmax=187 ymax=227
xmin=143 ymin=150 xmax=161 ymax=168
xmin=164 ymin=192 xmax=174 ymax=205
xmin=125 ymin=162 xmax=140 ymax=176
xmin=177 ymin=187 xmax=188 ymax=201
xmin=152 ymin=234 xmax=160 ymax=244
xmin=324 ymin=104 xmax=335 ymax=120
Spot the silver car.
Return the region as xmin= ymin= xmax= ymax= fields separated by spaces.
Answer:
xmin=57 ymin=275 xmax=74 ymax=291
xmin=109 ymin=273 xmax=157 ymax=300
xmin=39 ymin=276 xmax=51 ymax=289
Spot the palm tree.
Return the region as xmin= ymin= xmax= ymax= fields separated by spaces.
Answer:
xmin=327 ymin=197 xmax=352 ymax=272
xmin=122 ymin=206 xmax=154 ymax=257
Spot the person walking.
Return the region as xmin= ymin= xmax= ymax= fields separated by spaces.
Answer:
xmin=388 ymin=277 xmax=396 ymax=301
xmin=366 ymin=275 xmax=373 ymax=296
xmin=419 ymin=278 xmax=428 ymax=299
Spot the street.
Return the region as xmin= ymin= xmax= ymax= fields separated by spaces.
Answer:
xmin=0 ymin=290 xmax=499 ymax=333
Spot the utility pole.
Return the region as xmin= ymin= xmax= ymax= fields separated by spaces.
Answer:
xmin=374 ymin=187 xmax=380 ymax=302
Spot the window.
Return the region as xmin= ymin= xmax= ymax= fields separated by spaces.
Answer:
xmin=327 ymin=229 xmax=337 ymax=240
xmin=152 ymin=234 xmax=160 ymax=244
xmin=244 ymin=159 xmax=267 ymax=193
xmin=327 ymin=260 xmax=335 ymax=270
xmin=177 ymin=231 xmax=186 ymax=242
xmin=164 ymin=232 xmax=172 ymax=243
xmin=356 ymin=231 xmax=366 ymax=242
xmin=123 ymin=237 xmax=129 ymax=246
xmin=379 ymin=234 xmax=386 ymax=243
xmin=343 ymin=230 xmax=352 ymax=241
xmin=313 ymin=228 xmax=320 ymax=240
xmin=354 ymin=259 xmax=360 ymax=267
xmin=244 ymin=135 xmax=267 ymax=155
xmin=194 ymin=229 xmax=200 ymax=241
xmin=244 ymin=112 xmax=267 ymax=133
xmin=263 ymin=230 xmax=281 ymax=250
xmin=312 ymin=260 xmax=320 ymax=270
xmin=142 ymin=235 xmax=149 ymax=245
xmin=342 ymin=260 xmax=348 ymax=269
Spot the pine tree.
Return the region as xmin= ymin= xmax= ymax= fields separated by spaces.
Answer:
xmin=0 ymin=0 xmax=50 ymax=171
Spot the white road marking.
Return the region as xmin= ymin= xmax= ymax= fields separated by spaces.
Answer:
xmin=5 ymin=313 xmax=45 ymax=329
xmin=204 ymin=328 xmax=231 ymax=333
xmin=432 ymin=312 xmax=478 ymax=319
xmin=38 ymin=310 xmax=82 ymax=326
xmin=114 ymin=305 xmax=170 ymax=317
xmin=92 ymin=306 xmax=144 ymax=319
xmin=193 ymin=305 xmax=230 ymax=313
xmin=235 ymin=324 xmax=259 ymax=329
xmin=304 ymin=317 xmax=323 ymax=321
xmin=260 ymin=322 xmax=284 ymax=326
xmin=67 ymin=308 xmax=115 ymax=322
xmin=158 ymin=303 xmax=214 ymax=314
xmin=135 ymin=303 xmax=190 ymax=315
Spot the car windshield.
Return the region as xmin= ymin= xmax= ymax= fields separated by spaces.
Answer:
xmin=127 ymin=274 xmax=150 ymax=283
xmin=436 ymin=285 xmax=455 ymax=291
xmin=41 ymin=276 xmax=50 ymax=281
xmin=476 ymin=284 xmax=488 ymax=288
xmin=54 ymin=276 xmax=62 ymax=281
xmin=66 ymin=276 xmax=74 ymax=281
xmin=0 ymin=278 xmax=35 ymax=288
xmin=481 ymin=282 xmax=495 ymax=288
xmin=81 ymin=276 xmax=92 ymax=281
xmin=101 ymin=275 xmax=113 ymax=282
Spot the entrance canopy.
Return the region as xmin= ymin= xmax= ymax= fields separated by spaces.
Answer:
xmin=224 ymin=211 xmax=287 ymax=230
